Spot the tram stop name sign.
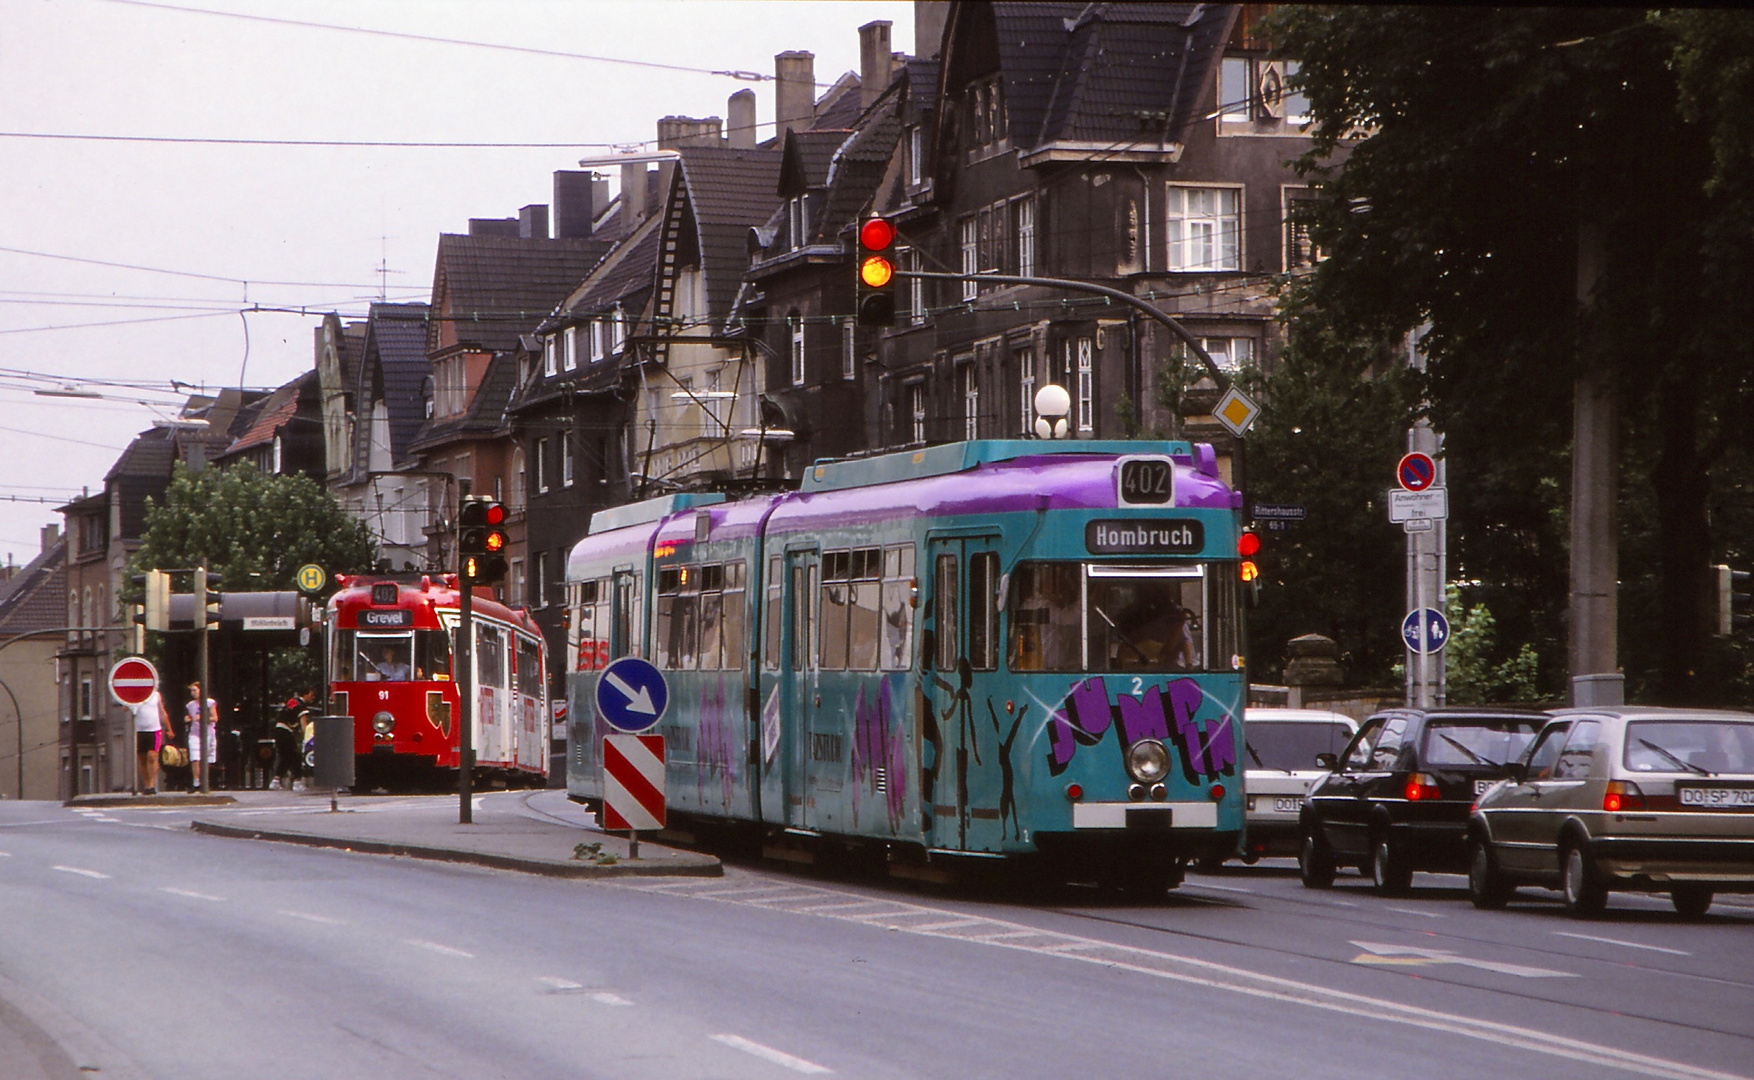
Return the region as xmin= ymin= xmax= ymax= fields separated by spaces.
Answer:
xmin=108 ymin=657 xmax=160 ymax=707
xmin=595 ymin=656 xmax=669 ymax=734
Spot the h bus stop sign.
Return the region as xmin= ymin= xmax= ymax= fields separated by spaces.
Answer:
xmin=595 ymin=656 xmax=668 ymax=734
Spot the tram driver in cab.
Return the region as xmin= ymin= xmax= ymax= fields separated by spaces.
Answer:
xmin=364 ymin=640 xmax=413 ymax=681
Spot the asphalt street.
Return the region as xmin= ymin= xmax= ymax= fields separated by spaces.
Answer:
xmin=0 ymin=791 xmax=1748 ymax=1080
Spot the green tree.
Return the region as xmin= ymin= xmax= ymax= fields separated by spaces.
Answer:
xmin=1443 ymin=584 xmax=1541 ymax=706
xmin=1270 ymin=7 xmax=1754 ymax=704
xmin=131 ymin=463 xmax=376 ymax=589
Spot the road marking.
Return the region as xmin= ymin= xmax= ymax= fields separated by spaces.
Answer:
xmin=1188 ymin=881 xmax=1254 ymax=894
xmin=52 ymin=865 xmax=109 ymax=879
xmin=1553 ymin=931 xmax=1691 ymax=957
xmin=162 ymin=887 xmax=224 ymax=901
xmin=1386 ymin=906 xmax=1445 ymax=919
xmin=405 ymin=939 xmax=473 ymax=958
xmin=1350 ymin=941 xmax=1574 ymax=979
xmin=589 ymin=992 xmax=633 ymax=1007
xmin=710 ymin=1034 xmax=832 ymax=1074
xmin=0 ymin=851 xmax=10 ymax=857
xmin=538 ymin=977 xmax=583 ymax=991
xmin=279 ymin=910 xmax=343 ymax=925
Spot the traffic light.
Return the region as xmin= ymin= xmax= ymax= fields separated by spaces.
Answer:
xmin=194 ymin=567 xmax=223 ymax=629
xmin=459 ymin=497 xmax=508 ymax=584
xmin=855 ymin=215 xmax=897 ymax=327
xmin=1239 ymin=528 xmax=1263 ymax=607
xmin=132 ymin=568 xmax=171 ymax=632
xmin=1715 ymin=564 xmax=1751 ymax=636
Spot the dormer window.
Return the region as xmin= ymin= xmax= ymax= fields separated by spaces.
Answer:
xmin=611 ymin=305 xmax=627 ymax=355
xmin=563 ymin=325 xmax=578 ymax=372
xmin=788 ymin=195 xmax=809 ymax=250
xmin=543 ymin=334 xmax=559 ymax=377
xmin=906 ymin=125 xmax=923 ymax=187
xmin=1218 ymin=57 xmax=1311 ymax=135
xmin=590 ymin=318 xmax=606 ymax=363
xmin=971 ymin=77 xmax=1006 ymax=149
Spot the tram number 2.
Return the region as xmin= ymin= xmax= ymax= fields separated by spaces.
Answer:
xmin=1118 ymin=458 xmax=1173 ymax=506
xmin=576 ymin=638 xmax=610 ymax=672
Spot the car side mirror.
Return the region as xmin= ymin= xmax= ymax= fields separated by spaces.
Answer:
xmin=1315 ymin=752 xmax=1338 ymax=769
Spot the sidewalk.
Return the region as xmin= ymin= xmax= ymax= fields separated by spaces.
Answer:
xmin=182 ymin=789 xmax=722 ymax=879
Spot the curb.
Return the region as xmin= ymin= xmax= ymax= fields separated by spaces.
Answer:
xmin=189 ymin=820 xmax=723 ymax=879
xmin=66 ymin=794 xmax=236 ymax=809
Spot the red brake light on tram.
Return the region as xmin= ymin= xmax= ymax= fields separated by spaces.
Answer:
xmin=1065 ymin=783 xmax=1084 ymax=801
xmin=1209 ymin=784 xmax=1226 ymax=802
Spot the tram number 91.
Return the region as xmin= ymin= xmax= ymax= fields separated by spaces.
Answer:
xmin=1117 ymin=457 xmax=1174 ymax=507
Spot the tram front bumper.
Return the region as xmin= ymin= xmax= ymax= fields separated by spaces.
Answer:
xmin=1071 ymin=801 xmax=1218 ymax=830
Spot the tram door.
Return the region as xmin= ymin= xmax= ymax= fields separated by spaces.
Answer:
xmin=924 ymin=534 xmax=1003 ymax=852
xmin=781 ymin=548 xmax=818 ymax=830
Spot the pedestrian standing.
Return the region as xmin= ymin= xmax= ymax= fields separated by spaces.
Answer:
xmin=186 ymin=681 xmax=219 ymax=790
xmin=273 ymin=688 xmax=313 ymax=791
xmin=131 ymin=687 xmax=170 ymax=795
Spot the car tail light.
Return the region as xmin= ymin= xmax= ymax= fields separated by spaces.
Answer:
xmin=1603 ymin=780 xmax=1646 ymax=813
xmin=1405 ymin=773 xmax=1442 ymax=801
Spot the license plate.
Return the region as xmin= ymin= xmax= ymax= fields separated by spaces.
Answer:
xmin=1474 ymin=779 xmax=1496 ymax=795
xmin=1273 ymin=797 xmax=1301 ymax=813
xmin=1678 ymin=786 xmax=1754 ymax=809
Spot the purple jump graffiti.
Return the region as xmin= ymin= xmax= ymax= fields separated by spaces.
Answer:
xmin=1047 ymin=676 xmax=1235 ymax=782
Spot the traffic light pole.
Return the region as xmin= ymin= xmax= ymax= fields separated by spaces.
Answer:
xmin=196 ymin=565 xmax=210 ymax=794
xmin=457 ymin=482 xmax=474 ymax=825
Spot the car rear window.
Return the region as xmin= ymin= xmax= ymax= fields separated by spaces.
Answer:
xmin=1421 ymin=718 xmax=1541 ymax=769
xmin=1623 ymin=719 xmax=1754 ymax=776
xmin=1247 ymin=721 xmax=1354 ymax=771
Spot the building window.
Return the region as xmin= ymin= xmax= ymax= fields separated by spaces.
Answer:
xmin=533 ymin=550 xmax=547 ymax=608
xmin=841 ymin=319 xmax=855 ymax=380
xmin=970 ymin=77 xmax=1006 ymax=148
xmin=535 ymin=437 xmax=549 ymax=493
xmin=79 ymin=678 xmax=93 ymax=721
xmin=510 ymin=558 xmax=525 ymax=607
xmin=544 ymin=334 xmax=559 ymax=377
xmin=906 ymin=125 xmax=923 ymax=186
xmin=1166 ymin=186 xmax=1241 ymax=271
xmin=1015 ymin=198 xmax=1036 ymax=278
xmin=1075 ymin=337 xmax=1094 ymax=433
xmin=611 ymin=305 xmax=626 ymax=355
xmin=562 ymin=438 xmax=574 ymax=488
xmin=1198 ymin=336 xmax=1256 ymax=372
xmin=1283 ymin=187 xmax=1323 ymax=270
xmin=790 ymin=313 xmax=805 ymax=386
xmin=1219 ymin=57 xmax=1311 ymax=133
xmin=903 ymin=247 xmax=924 ymax=325
xmin=959 ymin=217 xmax=978 ymax=300
xmin=589 ymin=319 xmax=605 ymax=364
xmin=788 ymin=195 xmax=809 ymax=249
xmin=908 ymin=382 xmax=926 ymax=444
xmin=1017 ymin=347 xmax=1035 ymax=436
xmin=961 ymin=362 xmax=979 ymax=441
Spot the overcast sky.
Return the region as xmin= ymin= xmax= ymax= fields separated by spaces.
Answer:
xmin=0 ymin=0 xmax=913 ymax=564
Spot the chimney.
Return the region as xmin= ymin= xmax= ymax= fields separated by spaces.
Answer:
xmin=40 ymin=523 xmax=59 ymax=553
xmin=553 ymin=171 xmax=595 ymax=239
xmin=592 ymin=177 xmax=611 ymax=227
xmin=468 ymin=218 xmax=520 ymax=237
xmin=915 ymin=1 xmax=950 ymax=60
xmin=657 ymin=115 xmax=724 ymax=148
xmin=518 ymin=204 xmax=549 ymax=240
xmin=860 ymin=21 xmax=893 ymax=111
xmin=728 ymin=89 xmax=758 ymax=148
xmin=775 ymin=50 xmax=815 ymax=137
xmin=621 ymin=162 xmax=648 ymax=234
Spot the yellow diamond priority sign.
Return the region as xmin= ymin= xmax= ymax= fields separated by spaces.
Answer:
xmin=1213 ymin=385 xmax=1261 ymax=437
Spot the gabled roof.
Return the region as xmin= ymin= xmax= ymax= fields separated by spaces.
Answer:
xmin=222 ymin=370 xmax=317 ymax=456
xmin=408 ymin=354 xmax=518 ymax=453
xmin=812 ymin=71 xmax=867 ymax=132
xmin=428 ymin=234 xmax=613 ymax=356
xmin=779 ymin=129 xmax=851 ymax=197
xmin=361 ymin=302 xmax=432 ymax=465
xmin=562 ymin=215 xmax=661 ymax=319
xmin=670 ymin=145 xmax=785 ymax=334
xmin=0 ymin=538 xmax=66 ymax=635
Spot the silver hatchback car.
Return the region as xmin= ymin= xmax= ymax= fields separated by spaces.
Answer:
xmin=1467 ymin=707 xmax=1754 ymax=918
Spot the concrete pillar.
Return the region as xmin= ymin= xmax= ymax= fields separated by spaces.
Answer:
xmin=1283 ymin=634 xmax=1343 ymax=710
xmin=1569 ymin=223 xmax=1622 ymax=706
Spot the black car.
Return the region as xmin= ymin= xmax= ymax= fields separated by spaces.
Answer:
xmin=1298 ymin=707 xmax=1546 ymax=894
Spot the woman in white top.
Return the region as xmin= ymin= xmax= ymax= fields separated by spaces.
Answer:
xmin=132 ymin=689 xmax=169 ymax=794
xmin=185 ymin=682 xmax=219 ymax=789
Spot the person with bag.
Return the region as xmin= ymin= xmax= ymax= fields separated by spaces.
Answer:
xmin=273 ymin=688 xmax=314 ymax=791
xmin=186 ymin=681 xmax=219 ymax=790
xmin=131 ymin=687 xmax=170 ymax=795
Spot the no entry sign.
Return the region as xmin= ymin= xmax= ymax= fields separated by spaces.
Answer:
xmin=602 ymin=734 xmax=665 ymax=831
xmin=108 ymin=657 xmax=159 ymax=706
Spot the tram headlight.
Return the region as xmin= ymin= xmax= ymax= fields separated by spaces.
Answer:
xmin=1126 ymin=739 xmax=1170 ymax=784
xmin=372 ymin=710 xmax=396 ymax=735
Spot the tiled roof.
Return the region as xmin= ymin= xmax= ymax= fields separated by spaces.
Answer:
xmin=223 ymin=370 xmax=316 ymax=455
xmin=813 ymin=72 xmax=866 ymax=132
xmin=104 ymin=426 xmax=176 ymax=484
xmin=1036 ymin=3 xmax=1229 ymax=148
xmin=780 ymin=129 xmax=851 ymax=196
xmin=673 ymin=145 xmax=785 ymax=333
xmin=563 ymin=217 xmax=660 ymax=317
xmin=0 ymin=539 xmax=66 ymax=635
xmin=336 ymin=319 xmax=366 ymax=402
xmin=985 ymin=2 xmax=1089 ymax=149
xmin=408 ymin=354 xmax=517 ymax=453
xmin=428 ymin=234 xmax=613 ymax=355
xmin=364 ymin=302 xmax=432 ymax=465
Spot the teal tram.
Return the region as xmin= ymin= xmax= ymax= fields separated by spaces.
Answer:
xmin=563 ymin=440 xmax=1249 ymax=891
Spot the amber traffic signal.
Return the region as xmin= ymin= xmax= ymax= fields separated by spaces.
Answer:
xmin=855 ymin=215 xmax=897 ymax=327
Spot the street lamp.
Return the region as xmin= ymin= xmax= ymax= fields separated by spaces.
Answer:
xmin=1034 ymin=384 xmax=1071 ymax=439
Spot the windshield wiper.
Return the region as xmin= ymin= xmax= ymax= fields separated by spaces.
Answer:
xmin=1092 ymin=604 xmax=1150 ymax=662
xmin=1437 ymin=731 xmax=1501 ymax=768
xmin=1245 ymin=740 xmax=1266 ymax=769
xmin=1637 ymin=738 xmax=1712 ymax=776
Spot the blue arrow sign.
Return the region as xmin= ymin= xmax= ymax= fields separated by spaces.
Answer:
xmin=595 ymin=656 xmax=669 ymax=734
xmin=1401 ymin=608 xmax=1450 ymax=654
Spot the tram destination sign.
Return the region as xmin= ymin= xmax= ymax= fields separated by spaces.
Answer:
xmin=356 ymin=608 xmax=414 ymax=628
xmin=1085 ymin=519 xmax=1204 ymax=556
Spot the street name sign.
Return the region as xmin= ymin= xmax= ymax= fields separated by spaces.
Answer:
xmin=1401 ymin=609 xmax=1451 ymax=654
xmin=1388 ymin=487 xmax=1448 ymax=523
xmin=1397 ymin=452 xmax=1437 ymax=492
xmin=108 ymin=657 xmax=159 ymax=706
xmin=602 ymin=734 xmax=666 ymax=831
xmin=595 ymin=656 xmax=669 ymax=734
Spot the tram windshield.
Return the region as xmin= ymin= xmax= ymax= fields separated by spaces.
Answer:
xmin=1008 ymin=561 xmax=1236 ymax=673
xmin=335 ymin=630 xmax=451 ymax=681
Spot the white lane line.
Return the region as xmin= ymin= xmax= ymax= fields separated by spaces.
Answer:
xmin=279 ymin=910 xmax=343 ymax=925
xmin=52 ymin=865 xmax=110 ymax=879
xmin=710 ymin=1034 xmax=832 ymax=1074
xmin=1552 ymin=931 xmax=1691 ymax=957
xmin=589 ymin=992 xmax=633 ymax=1007
xmin=1386 ymin=906 xmax=1445 ymax=919
xmin=1188 ymin=881 xmax=1254 ymax=894
xmin=162 ymin=887 xmax=224 ymax=901
xmin=538 ymin=977 xmax=584 ymax=991
xmin=907 ymin=918 xmax=989 ymax=932
xmin=405 ymin=939 xmax=474 ymax=959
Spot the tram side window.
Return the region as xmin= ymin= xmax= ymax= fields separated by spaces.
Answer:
xmin=821 ymin=548 xmax=882 ymax=671
xmin=655 ymin=566 xmax=702 ymax=669
xmin=1008 ymin=562 xmax=1082 ymax=672
xmin=933 ymin=554 xmax=959 ymax=671
xmin=721 ymin=560 xmax=747 ymax=670
xmin=968 ymin=551 xmax=998 ymax=671
xmin=791 ymin=561 xmax=815 ymax=670
xmin=880 ymin=544 xmax=915 ymax=671
xmin=612 ymin=574 xmax=641 ymax=660
xmin=477 ymin=624 xmax=506 ymax=688
xmin=699 ymin=563 xmax=724 ymax=671
xmin=764 ymin=555 xmax=782 ymax=671
xmin=333 ymin=629 xmax=354 ymax=680
xmin=820 ymin=551 xmax=850 ymax=670
xmin=416 ymin=629 xmax=451 ymax=680
xmin=514 ymin=636 xmax=542 ymax=694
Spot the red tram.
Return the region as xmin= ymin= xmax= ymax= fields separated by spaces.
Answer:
xmin=326 ymin=575 xmax=549 ymax=790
